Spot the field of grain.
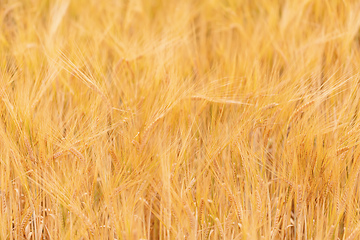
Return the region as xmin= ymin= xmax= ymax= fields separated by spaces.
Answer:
xmin=1 ymin=0 xmax=360 ymax=239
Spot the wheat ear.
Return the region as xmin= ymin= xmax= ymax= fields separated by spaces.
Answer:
xmin=69 ymin=147 xmax=85 ymax=161
xmin=20 ymin=207 xmax=33 ymax=239
xmin=261 ymin=102 xmax=279 ymax=111
xmin=68 ymin=204 xmax=95 ymax=237
xmin=288 ymin=101 xmax=314 ymax=124
xmin=336 ymin=146 xmax=350 ymax=156
xmin=287 ymin=101 xmax=314 ymax=136
xmin=198 ymin=198 xmax=204 ymax=226
xmin=191 ymin=95 xmax=251 ymax=106
xmin=215 ymin=218 xmax=224 ymax=238
xmin=346 ymin=223 xmax=360 ymax=240
xmin=24 ymin=135 xmax=36 ymax=164
xmin=272 ymin=208 xmax=282 ymax=239
xmin=183 ymin=200 xmax=196 ymax=234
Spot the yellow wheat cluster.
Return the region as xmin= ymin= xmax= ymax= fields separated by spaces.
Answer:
xmin=1 ymin=0 xmax=360 ymax=239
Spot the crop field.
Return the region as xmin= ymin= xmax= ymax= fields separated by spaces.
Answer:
xmin=1 ymin=0 xmax=360 ymax=239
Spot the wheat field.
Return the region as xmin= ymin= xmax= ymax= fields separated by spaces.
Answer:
xmin=1 ymin=0 xmax=360 ymax=239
